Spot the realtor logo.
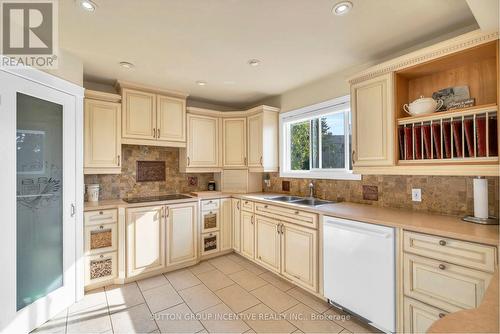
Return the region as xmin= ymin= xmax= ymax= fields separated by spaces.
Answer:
xmin=1 ymin=0 xmax=58 ymax=68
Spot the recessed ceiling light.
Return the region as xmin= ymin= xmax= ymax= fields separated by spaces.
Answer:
xmin=248 ymin=59 xmax=261 ymax=67
xmin=79 ymin=0 xmax=97 ymax=12
xmin=332 ymin=1 xmax=353 ymax=15
xmin=119 ymin=61 xmax=134 ymax=69
xmin=196 ymin=81 xmax=207 ymax=86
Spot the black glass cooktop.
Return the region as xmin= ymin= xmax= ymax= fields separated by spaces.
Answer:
xmin=122 ymin=194 xmax=192 ymax=203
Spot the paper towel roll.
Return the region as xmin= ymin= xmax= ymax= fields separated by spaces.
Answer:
xmin=473 ymin=177 xmax=488 ymax=219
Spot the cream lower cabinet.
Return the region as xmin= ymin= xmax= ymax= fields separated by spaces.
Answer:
xmin=166 ymin=203 xmax=197 ymax=267
xmin=219 ymin=198 xmax=232 ymax=251
xmin=404 ymin=297 xmax=447 ymax=334
xmin=351 ymin=72 xmax=394 ymax=167
xmin=126 ymin=205 xmax=166 ymax=277
xmin=84 ymin=91 xmax=122 ymax=174
xmin=241 ymin=210 xmax=255 ymax=259
xmin=232 ymin=199 xmax=241 ymax=252
xmin=254 ymin=215 xmax=281 ymax=272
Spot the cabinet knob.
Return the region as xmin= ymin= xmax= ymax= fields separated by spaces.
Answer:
xmin=99 ymin=225 xmax=104 ymax=229
xmin=258 ymin=256 xmax=262 ymax=260
xmin=99 ymin=211 xmax=103 ymax=215
xmin=439 ymin=240 xmax=446 ymax=246
xmin=100 ymin=254 xmax=104 ymax=258
xmin=438 ymin=313 xmax=446 ymax=318
xmin=438 ymin=264 xmax=446 ymax=270
xmin=294 ymin=211 xmax=299 ymax=215
xmin=264 ymin=205 xmax=268 ymax=208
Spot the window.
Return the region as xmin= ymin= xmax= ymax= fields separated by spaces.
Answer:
xmin=280 ymin=96 xmax=360 ymax=180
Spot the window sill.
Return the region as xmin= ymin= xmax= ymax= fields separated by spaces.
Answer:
xmin=279 ymin=170 xmax=362 ymax=181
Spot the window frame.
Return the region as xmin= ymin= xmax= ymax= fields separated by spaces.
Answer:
xmin=279 ymin=95 xmax=361 ymax=180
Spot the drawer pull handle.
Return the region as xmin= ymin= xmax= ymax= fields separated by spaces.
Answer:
xmin=258 ymin=256 xmax=262 ymax=260
xmin=99 ymin=211 xmax=103 ymax=215
xmin=99 ymin=225 xmax=104 ymax=229
xmin=438 ymin=264 xmax=446 ymax=270
xmin=438 ymin=313 xmax=446 ymax=318
xmin=245 ymin=201 xmax=249 ymax=204
xmin=264 ymin=205 xmax=268 ymax=208
xmin=294 ymin=211 xmax=299 ymax=215
xmin=439 ymin=240 xmax=447 ymax=246
xmin=100 ymin=254 xmax=104 ymax=258
xmin=209 ymin=201 xmax=212 ymax=204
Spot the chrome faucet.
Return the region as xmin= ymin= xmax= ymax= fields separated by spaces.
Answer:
xmin=308 ymin=181 xmax=314 ymax=198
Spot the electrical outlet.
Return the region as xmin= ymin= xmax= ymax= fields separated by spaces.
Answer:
xmin=412 ymin=188 xmax=422 ymax=202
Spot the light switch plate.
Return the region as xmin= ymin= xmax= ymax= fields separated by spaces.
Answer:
xmin=412 ymin=188 xmax=422 ymax=202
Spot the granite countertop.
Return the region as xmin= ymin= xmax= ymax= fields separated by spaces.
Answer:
xmin=428 ymin=270 xmax=499 ymax=333
xmin=237 ymin=193 xmax=499 ymax=246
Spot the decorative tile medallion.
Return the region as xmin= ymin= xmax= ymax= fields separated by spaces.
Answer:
xmin=136 ymin=161 xmax=166 ymax=182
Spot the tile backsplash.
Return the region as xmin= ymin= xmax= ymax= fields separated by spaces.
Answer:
xmin=84 ymin=145 xmax=214 ymax=200
xmin=264 ymin=173 xmax=499 ymax=217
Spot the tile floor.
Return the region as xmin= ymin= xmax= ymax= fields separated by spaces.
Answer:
xmin=33 ymin=253 xmax=380 ymax=334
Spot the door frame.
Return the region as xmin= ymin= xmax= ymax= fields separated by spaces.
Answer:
xmin=0 ymin=67 xmax=84 ymax=333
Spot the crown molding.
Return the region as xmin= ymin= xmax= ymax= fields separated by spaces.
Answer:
xmin=348 ymin=29 xmax=499 ymax=84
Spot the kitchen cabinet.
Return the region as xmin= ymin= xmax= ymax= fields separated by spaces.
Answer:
xmin=166 ymin=203 xmax=197 ymax=267
xmin=120 ymin=84 xmax=187 ymax=147
xmin=281 ymin=222 xmax=318 ymax=292
xmin=231 ymin=199 xmax=241 ymax=252
xmin=403 ymin=297 xmax=447 ymax=334
xmin=219 ymin=198 xmax=232 ymax=251
xmin=241 ymin=210 xmax=255 ymax=259
xmin=247 ymin=108 xmax=279 ymax=172
xmin=84 ymin=91 xmax=121 ymax=174
xmin=254 ymin=215 xmax=281 ymax=272
xmin=180 ymin=113 xmax=220 ymax=171
xmin=126 ymin=206 xmax=166 ymax=277
xmin=351 ymin=72 xmax=394 ymax=168
xmin=223 ymin=118 xmax=247 ymax=168
xmin=156 ymin=95 xmax=186 ymax=143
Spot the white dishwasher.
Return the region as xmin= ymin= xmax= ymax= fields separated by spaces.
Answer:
xmin=323 ymin=216 xmax=395 ymax=333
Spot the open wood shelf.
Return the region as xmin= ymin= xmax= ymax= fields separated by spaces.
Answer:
xmin=397 ymin=104 xmax=497 ymax=125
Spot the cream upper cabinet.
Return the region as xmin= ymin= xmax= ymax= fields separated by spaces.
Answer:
xmin=351 ymin=73 xmax=394 ymax=167
xmin=122 ymin=88 xmax=156 ymax=140
xmin=254 ymin=215 xmax=281 ymax=273
xmin=84 ymin=97 xmax=121 ymax=174
xmin=157 ymin=95 xmax=186 ymax=143
xmin=241 ymin=211 xmax=255 ymax=259
xmin=219 ymin=198 xmax=232 ymax=251
xmin=126 ymin=205 xmax=166 ymax=277
xmin=185 ymin=114 xmax=219 ymax=168
xmin=223 ymin=118 xmax=247 ymax=168
xmin=166 ymin=203 xmax=197 ymax=267
xmin=231 ymin=199 xmax=241 ymax=252
xmin=281 ymin=222 xmax=318 ymax=292
xmin=247 ymin=109 xmax=279 ymax=172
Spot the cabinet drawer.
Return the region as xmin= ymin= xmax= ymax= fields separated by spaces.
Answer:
xmin=403 ymin=231 xmax=497 ymax=272
xmin=403 ymin=297 xmax=448 ymax=334
xmin=255 ymin=203 xmax=318 ymax=229
xmin=85 ymin=223 xmax=117 ymax=255
xmin=85 ymin=251 xmax=117 ymax=286
xmin=84 ymin=209 xmax=118 ymax=226
xmin=403 ymin=254 xmax=492 ymax=312
xmin=201 ymin=199 xmax=219 ymax=211
xmin=201 ymin=209 xmax=219 ymax=233
xmin=241 ymin=199 xmax=254 ymax=212
xmin=201 ymin=232 xmax=220 ymax=256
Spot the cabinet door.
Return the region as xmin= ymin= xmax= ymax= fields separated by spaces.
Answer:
xmin=351 ymin=73 xmax=394 ymax=166
xmin=404 ymin=297 xmax=448 ymax=334
xmin=166 ymin=203 xmax=197 ymax=267
xmin=84 ymin=99 xmax=121 ymax=171
xmin=247 ymin=113 xmax=263 ymax=168
xmin=122 ymin=88 xmax=156 ymax=140
xmin=232 ymin=199 xmax=241 ymax=252
xmin=126 ymin=206 xmax=165 ymax=277
xmin=254 ymin=215 xmax=280 ymax=273
xmin=281 ymin=223 xmax=318 ymax=292
xmin=187 ymin=114 xmax=219 ymax=167
xmin=223 ymin=118 xmax=247 ymax=167
xmin=220 ymin=198 xmax=232 ymax=251
xmin=157 ymin=95 xmax=186 ymax=143
xmin=241 ymin=211 xmax=255 ymax=259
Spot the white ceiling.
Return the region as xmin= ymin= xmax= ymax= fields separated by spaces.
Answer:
xmin=60 ymin=0 xmax=478 ymax=108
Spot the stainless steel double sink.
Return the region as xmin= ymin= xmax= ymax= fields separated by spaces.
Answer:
xmin=264 ymin=195 xmax=334 ymax=207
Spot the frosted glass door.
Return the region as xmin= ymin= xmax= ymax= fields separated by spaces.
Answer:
xmin=16 ymin=93 xmax=64 ymax=310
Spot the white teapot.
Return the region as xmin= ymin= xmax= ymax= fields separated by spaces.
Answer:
xmin=403 ymin=96 xmax=443 ymax=116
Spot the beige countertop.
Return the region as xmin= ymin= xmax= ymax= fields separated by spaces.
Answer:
xmin=237 ymin=193 xmax=499 ymax=246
